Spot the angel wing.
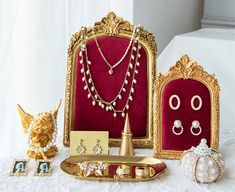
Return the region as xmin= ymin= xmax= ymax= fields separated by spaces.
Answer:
xmin=17 ymin=104 xmax=33 ymax=134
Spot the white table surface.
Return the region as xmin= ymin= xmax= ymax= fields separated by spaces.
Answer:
xmin=1 ymin=28 xmax=235 ymax=192
xmin=0 ymin=128 xmax=234 ymax=192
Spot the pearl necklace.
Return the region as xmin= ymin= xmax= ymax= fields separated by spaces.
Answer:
xmin=27 ymin=117 xmax=58 ymax=153
xmin=93 ymin=27 xmax=137 ymax=75
xmin=79 ymin=28 xmax=142 ymax=118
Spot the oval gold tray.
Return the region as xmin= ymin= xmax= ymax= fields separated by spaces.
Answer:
xmin=60 ymin=155 xmax=167 ymax=181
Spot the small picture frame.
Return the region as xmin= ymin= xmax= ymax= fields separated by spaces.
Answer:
xmin=34 ymin=159 xmax=53 ymax=176
xmin=9 ymin=159 xmax=29 ymax=176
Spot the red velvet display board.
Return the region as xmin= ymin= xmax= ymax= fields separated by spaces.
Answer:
xmin=74 ymin=36 xmax=148 ymax=138
xmin=162 ymin=79 xmax=211 ymax=151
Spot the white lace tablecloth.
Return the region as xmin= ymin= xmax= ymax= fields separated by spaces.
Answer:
xmin=0 ymin=129 xmax=234 ymax=192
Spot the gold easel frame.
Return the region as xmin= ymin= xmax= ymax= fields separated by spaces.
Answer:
xmin=153 ymin=55 xmax=220 ymax=159
xmin=63 ymin=12 xmax=157 ymax=147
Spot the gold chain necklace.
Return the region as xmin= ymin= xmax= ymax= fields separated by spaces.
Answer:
xmin=79 ymin=27 xmax=142 ymax=118
xmin=92 ymin=28 xmax=136 ymax=75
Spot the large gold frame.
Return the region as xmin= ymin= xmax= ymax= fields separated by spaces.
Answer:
xmin=63 ymin=12 xmax=157 ymax=147
xmin=153 ymin=55 xmax=220 ymax=159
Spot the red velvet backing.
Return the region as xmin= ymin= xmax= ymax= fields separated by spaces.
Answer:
xmin=74 ymin=36 xmax=148 ymax=138
xmin=162 ymin=79 xmax=211 ymax=150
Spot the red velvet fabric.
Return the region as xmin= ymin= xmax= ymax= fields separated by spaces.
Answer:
xmin=74 ymin=36 xmax=148 ymax=138
xmin=162 ymin=79 xmax=211 ymax=151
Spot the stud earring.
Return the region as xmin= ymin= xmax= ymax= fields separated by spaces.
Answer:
xmin=172 ymin=120 xmax=184 ymax=135
xmin=191 ymin=120 xmax=202 ymax=136
xmin=169 ymin=95 xmax=181 ymax=110
xmin=93 ymin=139 xmax=103 ymax=155
xmin=191 ymin=95 xmax=202 ymax=111
xmin=76 ymin=139 xmax=86 ymax=154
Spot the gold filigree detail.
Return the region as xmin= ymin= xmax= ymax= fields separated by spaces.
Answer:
xmin=154 ymin=55 xmax=220 ymax=159
xmin=63 ymin=12 xmax=157 ymax=147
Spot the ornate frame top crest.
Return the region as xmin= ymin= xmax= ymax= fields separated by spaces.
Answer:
xmin=154 ymin=55 xmax=220 ymax=159
xmin=64 ymin=12 xmax=157 ymax=147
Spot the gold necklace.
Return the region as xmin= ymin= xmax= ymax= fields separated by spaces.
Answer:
xmin=92 ymin=27 xmax=137 ymax=75
xmin=79 ymin=27 xmax=142 ymax=118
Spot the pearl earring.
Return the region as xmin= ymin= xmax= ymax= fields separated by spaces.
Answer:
xmin=76 ymin=139 xmax=86 ymax=154
xmin=169 ymin=95 xmax=181 ymax=110
xmin=172 ymin=120 xmax=184 ymax=135
xmin=191 ymin=120 xmax=202 ymax=136
xmin=93 ymin=139 xmax=103 ymax=155
xmin=191 ymin=95 xmax=202 ymax=111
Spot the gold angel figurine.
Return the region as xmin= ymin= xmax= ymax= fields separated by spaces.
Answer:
xmin=17 ymin=100 xmax=62 ymax=160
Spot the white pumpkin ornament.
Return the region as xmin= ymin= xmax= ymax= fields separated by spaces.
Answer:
xmin=180 ymin=139 xmax=224 ymax=183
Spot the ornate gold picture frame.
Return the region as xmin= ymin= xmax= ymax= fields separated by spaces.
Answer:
xmin=154 ymin=55 xmax=220 ymax=159
xmin=63 ymin=12 xmax=157 ymax=147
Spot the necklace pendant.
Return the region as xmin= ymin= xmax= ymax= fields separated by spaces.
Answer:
xmin=109 ymin=68 xmax=114 ymax=75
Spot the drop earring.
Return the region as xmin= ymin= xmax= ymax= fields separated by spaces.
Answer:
xmin=76 ymin=139 xmax=86 ymax=154
xmin=190 ymin=120 xmax=202 ymax=136
xmin=172 ymin=120 xmax=184 ymax=135
xmin=93 ymin=139 xmax=103 ymax=155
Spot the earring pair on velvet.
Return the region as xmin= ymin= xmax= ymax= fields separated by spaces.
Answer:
xmin=76 ymin=139 xmax=103 ymax=155
xmin=172 ymin=120 xmax=202 ymax=136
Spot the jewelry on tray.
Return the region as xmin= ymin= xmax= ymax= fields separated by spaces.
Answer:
xmin=172 ymin=120 xmax=184 ymax=135
xmin=190 ymin=120 xmax=202 ymax=136
xmin=169 ymin=94 xmax=181 ymax=110
xmin=135 ymin=166 xmax=149 ymax=178
xmin=191 ymin=95 xmax=202 ymax=111
xmin=78 ymin=161 xmax=108 ymax=177
xmin=116 ymin=165 xmax=130 ymax=178
xmin=79 ymin=25 xmax=142 ymax=118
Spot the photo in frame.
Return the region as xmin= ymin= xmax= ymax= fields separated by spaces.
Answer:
xmin=34 ymin=159 xmax=53 ymax=176
xmin=9 ymin=159 xmax=29 ymax=176
xmin=63 ymin=12 xmax=157 ymax=148
xmin=154 ymin=55 xmax=220 ymax=159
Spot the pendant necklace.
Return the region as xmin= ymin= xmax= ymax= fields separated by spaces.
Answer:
xmin=79 ymin=26 xmax=142 ymax=118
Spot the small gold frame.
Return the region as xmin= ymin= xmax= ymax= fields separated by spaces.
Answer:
xmin=63 ymin=12 xmax=157 ymax=147
xmin=9 ymin=159 xmax=29 ymax=176
xmin=154 ymin=55 xmax=220 ymax=159
xmin=34 ymin=159 xmax=53 ymax=176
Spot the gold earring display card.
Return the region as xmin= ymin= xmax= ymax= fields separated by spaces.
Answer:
xmin=70 ymin=131 xmax=109 ymax=156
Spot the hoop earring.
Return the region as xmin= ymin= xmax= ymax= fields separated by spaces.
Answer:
xmin=190 ymin=120 xmax=202 ymax=136
xmin=76 ymin=139 xmax=86 ymax=154
xmin=191 ymin=95 xmax=202 ymax=111
xmin=172 ymin=120 xmax=184 ymax=135
xmin=169 ymin=95 xmax=181 ymax=110
xmin=93 ymin=139 xmax=103 ymax=155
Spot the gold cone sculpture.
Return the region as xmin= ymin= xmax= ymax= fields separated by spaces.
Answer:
xmin=119 ymin=114 xmax=135 ymax=156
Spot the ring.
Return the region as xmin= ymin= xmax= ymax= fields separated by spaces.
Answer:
xmin=135 ymin=166 xmax=149 ymax=178
xmin=116 ymin=165 xmax=130 ymax=178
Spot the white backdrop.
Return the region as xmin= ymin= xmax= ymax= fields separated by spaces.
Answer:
xmin=0 ymin=0 xmax=133 ymax=158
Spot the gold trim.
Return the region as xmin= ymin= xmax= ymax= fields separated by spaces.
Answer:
xmin=63 ymin=12 xmax=157 ymax=147
xmin=153 ymin=55 xmax=220 ymax=159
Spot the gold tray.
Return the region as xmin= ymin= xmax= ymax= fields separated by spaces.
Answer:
xmin=60 ymin=155 xmax=167 ymax=181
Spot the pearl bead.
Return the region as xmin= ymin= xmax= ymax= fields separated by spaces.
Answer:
xmin=122 ymin=113 xmax=125 ymax=117
xmin=80 ymin=59 xmax=83 ymax=64
xmin=87 ymin=60 xmax=91 ymax=65
xmin=81 ymin=68 xmax=84 ymax=73
xmin=192 ymin=120 xmax=200 ymax=128
xmin=208 ymin=160 xmax=215 ymax=166
xmin=131 ymin=55 xmax=135 ymax=60
xmin=122 ymin=88 xmax=126 ymax=92
xmin=91 ymin=87 xmax=95 ymax=91
xmin=136 ymin=62 xmax=140 ymax=66
xmin=113 ymin=102 xmax=116 ymax=106
xmin=133 ymin=79 xmax=137 ymax=84
xmin=92 ymin=101 xmax=96 ymax=106
xmin=113 ymin=113 xmax=117 ymax=118
xmin=129 ymin=63 xmax=133 ymax=69
xmin=127 ymin=72 xmax=130 ymax=77
xmin=174 ymin=120 xmax=182 ymax=128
